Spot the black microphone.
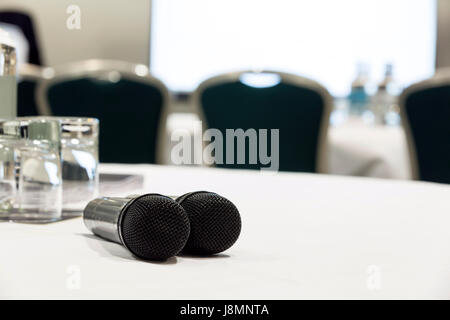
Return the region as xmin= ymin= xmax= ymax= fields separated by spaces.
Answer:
xmin=175 ymin=191 xmax=241 ymax=255
xmin=125 ymin=191 xmax=242 ymax=255
xmin=83 ymin=194 xmax=190 ymax=260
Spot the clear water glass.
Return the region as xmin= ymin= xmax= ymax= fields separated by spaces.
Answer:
xmin=0 ymin=135 xmax=19 ymax=218
xmin=17 ymin=138 xmax=62 ymax=222
xmin=59 ymin=117 xmax=99 ymax=213
xmin=0 ymin=118 xmax=62 ymax=222
xmin=17 ymin=117 xmax=100 ymax=214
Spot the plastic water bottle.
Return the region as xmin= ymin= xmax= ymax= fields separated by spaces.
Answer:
xmin=348 ymin=63 xmax=370 ymax=117
xmin=0 ymin=27 xmax=17 ymax=119
xmin=371 ymin=64 xmax=401 ymax=126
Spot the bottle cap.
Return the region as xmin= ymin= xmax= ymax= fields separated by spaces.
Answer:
xmin=0 ymin=27 xmax=15 ymax=48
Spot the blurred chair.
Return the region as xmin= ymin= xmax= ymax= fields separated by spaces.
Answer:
xmin=17 ymin=63 xmax=53 ymax=117
xmin=0 ymin=10 xmax=42 ymax=65
xmin=192 ymin=70 xmax=332 ymax=172
xmin=36 ymin=60 xmax=169 ymax=164
xmin=400 ymin=70 xmax=450 ymax=184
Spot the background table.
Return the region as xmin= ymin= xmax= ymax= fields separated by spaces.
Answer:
xmin=165 ymin=113 xmax=412 ymax=179
xmin=328 ymin=122 xmax=411 ymax=179
xmin=1 ymin=164 xmax=449 ymax=299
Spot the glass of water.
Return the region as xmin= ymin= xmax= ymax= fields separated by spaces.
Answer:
xmin=59 ymin=117 xmax=99 ymax=213
xmin=0 ymin=118 xmax=62 ymax=222
xmin=0 ymin=134 xmax=19 ymax=219
xmin=17 ymin=117 xmax=100 ymax=214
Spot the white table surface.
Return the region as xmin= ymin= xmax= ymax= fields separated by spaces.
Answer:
xmin=1 ymin=164 xmax=449 ymax=299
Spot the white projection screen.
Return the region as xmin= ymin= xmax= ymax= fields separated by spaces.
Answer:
xmin=150 ymin=0 xmax=437 ymax=96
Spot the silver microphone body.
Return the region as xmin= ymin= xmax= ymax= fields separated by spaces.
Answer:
xmin=83 ymin=197 xmax=130 ymax=244
xmin=83 ymin=194 xmax=191 ymax=260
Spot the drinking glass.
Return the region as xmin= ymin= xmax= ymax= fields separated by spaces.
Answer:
xmin=0 ymin=118 xmax=62 ymax=222
xmin=0 ymin=135 xmax=19 ymax=219
xmin=59 ymin=117 xmax=99 ymax=213
xmin=17 ymin=117 xmax=100 ymax=214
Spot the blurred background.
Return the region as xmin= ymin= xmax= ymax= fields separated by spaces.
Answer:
xmin=1 ymin=0 xmax=449 ymax=183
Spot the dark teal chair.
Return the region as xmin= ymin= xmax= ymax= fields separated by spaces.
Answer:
xmin=17 ymin=64 xmax=51 ymax=117
xmin=17 ymin=79 xmax=39 ymax=116
xmin=400 ymin=72 xmax=450 ymax=184
xmin=37 ymin=60 xmax=168 ymax=164
xmin=193 ymin=70 xmax=332 ymax=172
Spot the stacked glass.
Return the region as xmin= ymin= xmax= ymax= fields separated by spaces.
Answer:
xmin=0 ymin=118 xmax=62 ymax=222
xmin=0 ymin=117 xmax=99 ymax=222
xmin=57 ymin=117 xmax=99 ymax=213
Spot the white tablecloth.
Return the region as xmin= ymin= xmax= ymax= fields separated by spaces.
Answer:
xmin=1 ymin=164 xmax=449 ymax=299
xmin=166 ymin=113 xmax=411 ymax=179
xmin=328 ymin=122 xmax=411 ymax=179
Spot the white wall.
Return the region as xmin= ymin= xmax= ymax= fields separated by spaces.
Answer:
xmin=0 ymin=0 xmax=151 ymax=66
xmin=152 ymin=0 xmax=436 ymax=96
xmin=3 ymin=1 xmax=446 ymax=74
xmin=437 ymin=0 xmax=450 ymax=69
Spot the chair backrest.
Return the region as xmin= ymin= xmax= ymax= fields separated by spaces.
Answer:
xmin=400 ymin=70 xmax=450 ymax=184
xmin=192 ymin=70 xmax=332 ymax=172
xmin=17 ymin=63 xmax=53 ymax=117
xmin=36 ymin=60 xmax=169 ymax=164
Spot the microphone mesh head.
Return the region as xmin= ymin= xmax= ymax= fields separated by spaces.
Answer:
xmin=121 ymin=194 xmax=190 ymax=260
xmin=178 ymin=192 xmax=241 ymax=255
